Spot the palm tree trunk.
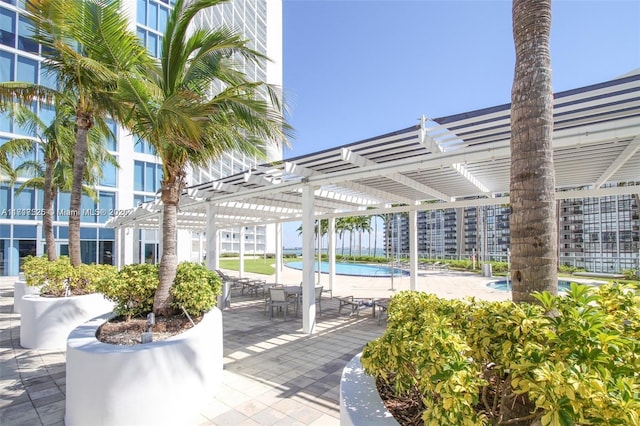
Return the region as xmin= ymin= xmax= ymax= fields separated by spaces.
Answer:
xmin=153 ymin=172 xmax=183 ymax=316
xmin=43 ymin=160 xmax=57 ymax=261
xmin=373 ymin=216 xmax=378 ymax=257
xmin=69 ymin=111 xmax=92 ymax=267
xmin=510 ymin=0 xmax=557 ymax=303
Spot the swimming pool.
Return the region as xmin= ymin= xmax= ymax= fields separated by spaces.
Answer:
xmin=487 ymin=279 xmax=573 ymax=292
xmin=285 ymin=261 xmax=409 ymax=277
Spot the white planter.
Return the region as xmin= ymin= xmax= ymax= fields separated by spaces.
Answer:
xmin=13 ymin=280 xmax=41 ymax=314
xmin=19 ymin=293 xmax=114 ymax=349
xmin=65 ymin=308 xmax=223 ymax=426
xmin=340 ymin=352 xmax=399 ymax=425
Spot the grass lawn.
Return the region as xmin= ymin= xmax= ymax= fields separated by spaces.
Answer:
xmin=218 ymin=257 xmax=275 ymax=275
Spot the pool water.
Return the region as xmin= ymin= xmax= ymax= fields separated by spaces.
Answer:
xmin=487 ymin=279 xmax=573 ymax=292
xmin=285 ymin=261 xmax=409 ymax=277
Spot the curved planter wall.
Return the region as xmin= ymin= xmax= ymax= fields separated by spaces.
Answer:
xmin=65 ymin=308 xmax=223 ymax=426
xmin=340 ymin=352 xmax=399 ymax=425
xmin=13 ymin=280 xmax=41 ymax=314
xmin=20 ymin=293 xmax=114 ymax=349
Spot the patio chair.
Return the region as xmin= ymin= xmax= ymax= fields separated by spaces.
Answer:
xmin=267 ymin=287 xmax=297 ymax=321
xmin=215 ymin=269 xmax=249 ymax=291
xmin=263 ymin=283 xmax=282 ymax=315
xmin=292 ymin=284 xmax=323 ymax=317
xmin=314 ymin=285 xmax=323 ymax=316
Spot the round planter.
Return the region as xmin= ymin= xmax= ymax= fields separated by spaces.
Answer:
xmin=340 ymin=352 xmax=399 ymax=425
xmin=65 ymin=308 xmax=223 ymax=426
xmin=19 ymin=293 xmax=114 ymax=349
xmin=13 ymin=280 xmax=41 ymax=314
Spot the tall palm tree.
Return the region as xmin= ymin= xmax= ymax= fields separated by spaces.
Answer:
xmin=336 ymin=217 xmax=349 ymax=256
xmin=510 ymin=0 xmax=557 ymax=303
xmin=119 ymin=0 xmax=290 ymax=316
xmin=353 ymin=216 xmax=371 ymax=256
xmin=9 ymin=0 xmax=151 ymax=267
xmin=0 ymin=100 xmax=116 ymax=261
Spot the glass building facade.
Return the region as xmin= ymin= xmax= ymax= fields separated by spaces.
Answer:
xmin=0 ymin=0 xmax=283 ymax=275
xmin=386 ymin=186 xmax=640 ymax=274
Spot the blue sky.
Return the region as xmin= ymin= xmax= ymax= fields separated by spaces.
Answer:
xmin=278 ymin=0 xmax=640 ymax=248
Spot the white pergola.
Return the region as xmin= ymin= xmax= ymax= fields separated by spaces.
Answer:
xmin=108 ymin=70 xmax=640 ymax=334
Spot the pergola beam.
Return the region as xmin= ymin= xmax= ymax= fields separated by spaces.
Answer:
xmin=341 ymin=148 xmax=452 ymax=201
xmin=594 ymin=135 xmax=640 ymax=188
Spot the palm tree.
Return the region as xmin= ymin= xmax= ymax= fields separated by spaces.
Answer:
xmin=353 ymin=216 xmax=371 ymax=257
xmin=509 ymin=0 xmax=557 ymax=303
xmin=336 ymin=217 xmax=349 ymax=256
xmin=0 ymin=100 xmax=116 ymax=261
xmin=119 ymin=0 xmax=290 ymax=316
xmin=8 ymin=0 xmax=151 ymax=267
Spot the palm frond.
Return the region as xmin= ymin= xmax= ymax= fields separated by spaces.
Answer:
xmin=15 ymin=176 xmax=46 ymax=193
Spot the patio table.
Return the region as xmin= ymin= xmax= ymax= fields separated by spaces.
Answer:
xmin=336 ymin=296 xmax=375 ymax=318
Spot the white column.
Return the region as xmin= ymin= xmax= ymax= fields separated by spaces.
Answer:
xmin=409 ymin=209 xmax=418 ymax=290
xmin=275 ymin=222 xmax=282 ymax=283
xmin=302 ymin=185 xmax=316 ymax=334
xmin=316 ymin=220 xmax=321 ymax=285
xmin=133 ymin=224 xmax=140 ymax=264
xmin=36 ymin=224 xmax=43 ymax=256
xmin=206 ymin=204 xmax=219 ymax=271
xmin=328 ymin=217 xmax=336 ymax=294
xmin=199 ymin=232 xmax=204 ymax=263
xmin=239 ymin=226 xmax=245 ymax=277
xmin=113 ymin=227 xmax=121 ymax=268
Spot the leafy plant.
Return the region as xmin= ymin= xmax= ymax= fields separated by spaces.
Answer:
xmin=622 ymin=268 xmax=640 ymax=281
xmin=23 ymin=255 xmax=74 ymax=296
xmin=22 ymin=256 xmax=116 ymax=297
xmin=171 ymin=262 xmax=222 ymax=316
xmin=22 ymin=255 xmax=53 ymax=287
xmin=72 ymin=263 xmax=118 ymax=295
xmin=361 ymin=284 xmax=640 ymax=425
xmin=95 ymin=263 xmax=159 ymax=320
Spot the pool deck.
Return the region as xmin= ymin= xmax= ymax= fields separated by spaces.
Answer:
xmin=0 ymin=268 xmax=608 ymax=425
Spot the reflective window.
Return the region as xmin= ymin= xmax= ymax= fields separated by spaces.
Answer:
xmin=13 ymin=101 xmax=36 ymax=137
xmin=39 ymin=103 xmax=54 ymax=128
xmin=56 ymin=192 xmax=70 ymax=220
xmin=134 ymin=161 xmax=144 ymax=191
xmin=148 ymin=1 xmax=157 ymax=30
xmin=0 ymin=8 xmax=15 ymax=47
xmin=17 ymin=55 xmax=37 ymax=83
xmin=98 ymin=191 xmax=115 ymax=223
xmin=80 ymin=194 xmax=96 ymax=223
xmin=17 ymin=15 xmax=37 ymax=53
xmin=158 ymin=6 xmax=168 ymax=32
xmin=144 ymin=162 xmax=155 ymax=192
xmin=0 ymin=184 xmax=9 ymax=214
xmin=39 ymin=67 xmax=56 ymax=89
xmin=136 ymin=0 xmax=147 ymax=25
xmin=0 ymin=52 xmax=13 ymax=132
xmin=13 ymin=187 xmax=34 ymax=219
xmin=104 ymin=119 xmax=117 ymax=151
xmin=100 ymin=160 xmax=117 ymax=187
xmin=147 ymin=32 xmax=157 ymax=57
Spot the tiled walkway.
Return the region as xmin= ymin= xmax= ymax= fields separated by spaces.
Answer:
xmin=0 ymin=277 xmax=386 ymax=425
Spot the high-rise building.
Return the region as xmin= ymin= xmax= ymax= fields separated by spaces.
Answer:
xmin=386 ymin=186 xmax=640 ymax=273
xmin=0 ymin=0 xmax=283 ymax=275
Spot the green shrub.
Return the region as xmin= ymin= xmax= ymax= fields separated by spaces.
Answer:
xmin=622 ymin=268 xmax=640 ymax=281
xmin=22 ymin=256 xmax=117 ymax=297
xmin=171 ymin=262 xmax=222 ymax=316
xmin=95 ymin=263 xmax=158 ymax=320
xmin=22 ymin=255 xmax=53 ymax=287
xmin=23 ymin=256 xmax=74 ymax=296
xmin=361 ymin=284 xmax=640 ymax=425
xmin=71 ymin=263 xmax=117 ymax=295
